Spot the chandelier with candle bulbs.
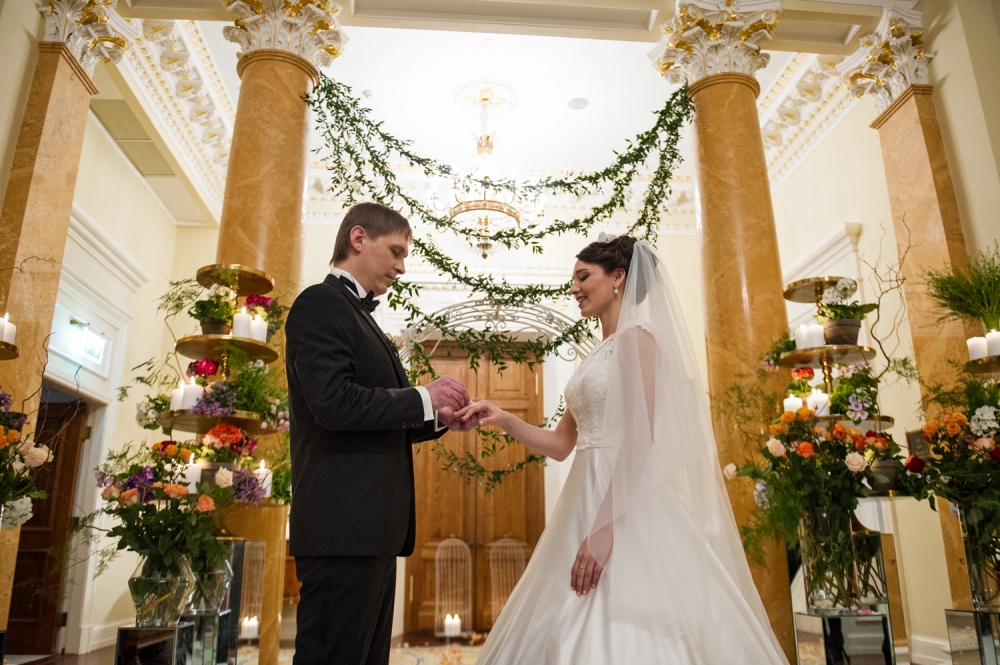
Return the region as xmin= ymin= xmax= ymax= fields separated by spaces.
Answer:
xmin=426 ymin=80 xmax=545 ymax=259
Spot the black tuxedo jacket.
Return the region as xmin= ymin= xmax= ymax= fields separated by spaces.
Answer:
xmin=285 ymin=274 xmax=445 ymax=557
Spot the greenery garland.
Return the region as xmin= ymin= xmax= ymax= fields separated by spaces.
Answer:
xmin=307 ymin=75 xmax=694 ymax=487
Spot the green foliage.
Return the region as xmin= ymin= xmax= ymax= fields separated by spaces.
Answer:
xmin=829 ymin=365 xmax=880 ymax=420
xmin=925 ymin=243 xmax=1000 ymax=330
xmin=787 ymin=378 xmax=812 ymax=398
xmin=267 ymin=432 xmax=292 ymax=504
xmin=816 ymin=302 xmax=878 ymax=322
xmin=158 ymin=278 xmax=202 ymax=319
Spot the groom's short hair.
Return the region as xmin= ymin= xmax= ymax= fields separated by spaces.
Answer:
xmin=331 ymin=202 xmax=412 ymax=265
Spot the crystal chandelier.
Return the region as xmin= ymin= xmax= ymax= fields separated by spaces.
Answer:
xmin=427 ymin=81 xmax=545 ymax=259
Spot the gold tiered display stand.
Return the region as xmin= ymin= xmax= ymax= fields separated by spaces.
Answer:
xmin=965 ymin=355 xmax=1000 ymax=377
xmin=196 ymin=263 xmax=273 ymax=297
xmin=0 ymin=341 xmax=19 ymax=361
xmin=780 ymin=276 xmax=892 ymax=431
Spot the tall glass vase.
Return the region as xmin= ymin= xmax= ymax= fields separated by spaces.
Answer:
xmin=799 ymin=505 xmax=860 ymax=614
xmin=958 ymin=504 xmax=1000 ymax=611
xmin=129 ymin=556 xmax=196 ymax=626
xmin=188 ymin=559 xmax=234 ymax=615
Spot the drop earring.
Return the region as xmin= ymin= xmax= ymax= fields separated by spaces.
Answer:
xmin=614 ymin=287 xmax=620 ymax=294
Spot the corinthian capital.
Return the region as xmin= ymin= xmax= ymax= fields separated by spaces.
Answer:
xmin=837 ymin=4 xmax=931 ymax=114
xmin=650 ymin=0 xmax=780 ymax=86
xmin=223 ymin=0 xmax=348 ymax=69
xmin=41 ymin=0 xmax=135 ymax=77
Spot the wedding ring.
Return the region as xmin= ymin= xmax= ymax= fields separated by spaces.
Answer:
xmin=579 ymin=565 xmax=585 ymax=569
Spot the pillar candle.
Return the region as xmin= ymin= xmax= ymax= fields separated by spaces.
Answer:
xmin=183 ymin=462 xmax=203 ymax=489
xmin=806 ymin=388 xmax=830 ymax=416
xmin=250 ymin=315 xmax=268 ymax=342
xmin=254 ymin=460 xmax=273 ymax=498
xmin=181 ymin=377 xmax=204 ymax=410
xmin=241 ymin=616 xmax=259 ymax=639
xmin=794 ymin=324 xmax=808 ymax=350
xmin=806 ymin=323 xmax=825 ymax=348
xmin=169 ymin=381 xmax=185 ymax=411
xmin=0 ymin=313 xmax=7 ymax=343
xmin=233 ymin=307 xmax=252 ymax=338
xmin=968 ymin=337 xmax=988 ymax=361
xmin=444 ymin=614 xmax=461 ymax=637
xmin=783 ymin=394 xmax=803 ymax=413
xmin=1 ymin=313 xmax=15 ymax=345
xmin=987 ymin=330 xmax=1000 ymax=357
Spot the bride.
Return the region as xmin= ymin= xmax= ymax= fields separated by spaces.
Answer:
xmin=455 ymin=235 xmax=789 ymax=664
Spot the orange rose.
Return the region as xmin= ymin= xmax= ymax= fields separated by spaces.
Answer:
xmin=152 ymin=481 xmax=164 ymax=488
xmin=178 ymin=448 xmax=193 ymax=462
xmin=831 ymin=424 xmax=848 ymax=441
xmin=946 ymin=422 xmax=962 ymax=436
xmin=780 ymin=412 xmax=796 ymax=424
xmin=797 ymin=407 xmax=816 ymax=421
xmin=101 ymin=485 xmax=120 ymax=501
xmin=120 ymin=488 xmax=140 ymax=505
xmin=813 ymin=427 xmax=823 ymax=436
xmin=151 ymin=442 xmax=162 ymax=452
xmin=922 ymin=421 xmax=939 ymax=438
xmin=797 ymin=442 xmax=815 ymax=458
xmin=163 ymin=483 xmax=189 ymax=499
xmin=165 ymin=444 xmax=179 ymax=457
xmin=770 ymin=424 xmax=786 ymax=436
xmin=195 ymin=494 xmax=215 ymax=512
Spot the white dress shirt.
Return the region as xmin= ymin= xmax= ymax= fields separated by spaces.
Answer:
xmin=329 ymin=267 xmax=437 ymax=426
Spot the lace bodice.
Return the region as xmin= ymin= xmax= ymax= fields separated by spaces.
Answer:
xmin=564 ymin=336 xmax=619 ymax=450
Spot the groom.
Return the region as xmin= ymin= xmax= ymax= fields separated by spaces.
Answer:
xmin=285 ymin=202 xmax=478 ymax=665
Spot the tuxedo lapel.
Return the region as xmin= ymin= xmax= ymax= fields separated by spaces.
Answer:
xmin=324 ymin=275 xmax=410 ymax=387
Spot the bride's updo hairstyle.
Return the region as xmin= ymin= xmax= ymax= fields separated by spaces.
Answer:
xmin=576 ymin=235 xmax=652 ymax=300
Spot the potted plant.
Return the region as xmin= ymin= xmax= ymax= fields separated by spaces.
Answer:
xmin=816 ymin=278 xmax=879 ymax=345
xmin=188 ymin=284 xmax=237 ymax=336
xmin=829 ymin=362 xmax=881 ymax=424
xmin=925 ymin=243 xmax=1000 ymax=333
xmin=245 ymin=295 xmax=287 ymax=343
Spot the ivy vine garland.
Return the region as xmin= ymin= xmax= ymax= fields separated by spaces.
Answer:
xmin=307 ymin=74 xmax=694 ymax=487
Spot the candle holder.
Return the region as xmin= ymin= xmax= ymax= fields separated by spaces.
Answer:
xmin=0 ymin=341 xmax=19 ymax=361
xmin=175 ymin=335 xmax=279 ymax=367
xmin=965 ymin=356 xmax=1000 ymax=377
xmin=196 ymin=264 xmax=274 ymax=298
xmin=779 ymin=345 xmax=877 ymax=396
xmin=783 ymin=276 xmax=857 ymax=305
xmin=156 ymin=409 xmax=262 ymax=437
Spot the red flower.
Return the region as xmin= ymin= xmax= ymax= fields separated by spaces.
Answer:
xmin=904 ymin=454 xmax=926 ymax=474
xmin=791 ymin=367 xmax=814 ymax=381
xmin=990 ymin=447 xmax=1000 ymax=464
xmin=797 ymin=442 xmax=815 ymax=458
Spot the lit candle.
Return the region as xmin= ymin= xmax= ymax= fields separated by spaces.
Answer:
xmin=1 ymin=313 xmax=15 ymax=345
xmin=794 ymin=324 xmax=808 ymax=350
xmin=183 ymin=461 xmax=203 ymax=489
xmin=987 ymin=330 xmax=1000 ymax=358
xmin=181 ymin=377 xmax=204 ymax=410
xmin=0 ymin=313 xmax=6 ymax=342
xmin=807 ymin=323 xmax=826 ymax=348
xmin=444 ymin=614 xmax=461 ymax=637
xmin=250 ymin=315 xmax=268 ymax=342
xmin=783 ymin=394 xmax=803 ymax=413
xmin=233 ymin=307 xmax=252 ymax=338
xmin=254 ymin=460 xmax=272 ymax=498
xmin=169 ymin=380 xmax=185 ymax=411
xmin=806 ymin=388 xmax=830 ymax=416
xmin=968 ymin=337 xmax=989 ymax=360
xmin=241 ymin=616 xmax=259 ymax=640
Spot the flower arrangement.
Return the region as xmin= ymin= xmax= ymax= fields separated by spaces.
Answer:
xmin=189 ymin=356 xmax=288 ymax=429
xmin=2 ymin=387 xmax=50 ymax=523
xmin=762 ymin=333 xmax=796 ymax=373
xmin=787 ymin=366 xmax=815 ymax=397
xmin=245 ymin=295 xmax=287 ymax=332
xmin=816 ymin=278 xmax=879 ymax=322
xmin=186 ymin=359 xmax=219 ymax=379
xmin=188 ymin=284 xmax=237 ymax=324
xmin=197 ymin=424 xmax=257 ymax=464
xmin=830 ymin=362 xmax=880 ymax=423
xmin=925 ymin=243 xmax=1000 ymax=331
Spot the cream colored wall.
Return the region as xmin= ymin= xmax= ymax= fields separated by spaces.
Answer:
xmin=920 ymin=0 xmax=1000 ymax=256
xmin=772 ymin=95 xmax=953 ymax=646
xmin=65 ymin=109 xmax=180 ymax=648
xmin=0 ymin=0 xmax=41 ymax=213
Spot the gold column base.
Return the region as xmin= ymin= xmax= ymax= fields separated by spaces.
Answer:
xmin=224 ymin=502 xmax=289 ymax=665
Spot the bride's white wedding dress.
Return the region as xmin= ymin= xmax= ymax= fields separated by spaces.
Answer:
xmin=477 ymin=242 xmax=788 ymax=665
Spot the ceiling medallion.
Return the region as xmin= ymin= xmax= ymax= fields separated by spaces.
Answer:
xmin=428 ymin=80 xmax=544 ymax=260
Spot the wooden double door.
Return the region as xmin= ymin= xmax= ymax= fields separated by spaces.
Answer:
xmin=405 ymin=350 xmax=545 ymax=634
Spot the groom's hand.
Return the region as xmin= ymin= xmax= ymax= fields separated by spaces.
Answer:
xmin=438 ymin=406 xmax=480 ymax=432
xmin=425 ymin=376 xmax=470 ymax=413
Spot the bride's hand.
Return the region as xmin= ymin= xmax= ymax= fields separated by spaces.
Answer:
xmin=571 ymin=538 xmax=603 ymax=596
xmin=455 ymin=399 xmax=507 ymax=427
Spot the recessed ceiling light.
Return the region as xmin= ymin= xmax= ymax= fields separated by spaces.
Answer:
xmin=362 ymin=89 xmax=374 ymax=98
xmin=568 ymin=98 xmax=588 ymax=110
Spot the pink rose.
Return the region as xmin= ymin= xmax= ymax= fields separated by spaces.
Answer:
xmin=101 ymin=485 xmax=120 ymax=501
xmin=766 ymin=437 xmax=786 ymax=458
xmin=196 ymin=494 xmax=215 ymax=512
xmin=120 ymin=488 xmax=140 ymax=505
xmin=973 ymin=437 xmax=995 ymax=452
xmin=23 ymin=444 xmax=52 ymax=468
xmin=722 ymin=463 xmax=737 ymax=481
xmin=845 ymin=452 xmax=868 ymax=473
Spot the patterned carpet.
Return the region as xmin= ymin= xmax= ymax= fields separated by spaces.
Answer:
xmin=235 ymin=645 xmax=482 ymax=665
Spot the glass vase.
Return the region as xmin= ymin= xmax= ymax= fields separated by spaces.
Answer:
xmin=188 ymin=559 xmax=234 ymax=615
xmin=129 ymin=556 xmax=196 ymax=627
xmin=958 ymin=504 xmax=1000 ymax=611
xmin=799 ymin=505 xmax=860 ymax=614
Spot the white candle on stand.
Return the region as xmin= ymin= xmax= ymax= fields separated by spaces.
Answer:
xmin=444 ymin=614 xmax=461 ymax=637
xmin=181 ymin=377 xmax=204 ymax=410
xmin=807 ymin=323 xmax=825 ymax=348
xmin=169 ymin=380 xmax=185 ymax=411
xmin=1 ymin=313 xmax=15 ymax=345
xmin=968 ymin=337 xmax=989 ymax=360
xmin=241 ymin=616 xmax=259 ymax=639
xmin=987 ymin=330 xmax=1000 ymax=357
xmin=806 ymin=388 xmax=830 ymax=416
xmin=250 ymin=315 xmax=268 ymax=342
xmin=183 ymin=461 xmax=203 ymax=489
xmin=233 ymin=307 xmax=252 ymax=338
xmin=254 ymin=460 xmax=272 ymax=497
xmin=783 ymin=394 xmax=803 ymax=413
xmin=0 ymin=313 xmax=7 ymax=343
xmin=794 ymin=324 xmax=808 ymax=350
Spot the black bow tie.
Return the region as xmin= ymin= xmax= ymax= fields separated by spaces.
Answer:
xmin=338 ymin=275 xmax=379 ymax=313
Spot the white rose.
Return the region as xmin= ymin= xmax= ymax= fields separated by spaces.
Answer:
xmin=214 ymin=468 xmax=234 ymax=488
xmin=23 ymin=444 xmax=53 ymax=468
xmin=766 ymin=437 xmax=786 ymax=457
xmin=723 ymin=463 xmax=738 ymax=481
xmin=2 ymin=497 xmax=33 ymax=529
xmin=845 ymin=452 xmax=868 ymax=473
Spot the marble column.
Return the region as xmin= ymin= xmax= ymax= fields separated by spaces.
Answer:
xmin=840 ymin=6 xmax=974 ymax=610
xmin=0 ymin=0 xmax=129 ymax=626
xmin=218 ymin=0 xmax=346 ymax=300
xmin=652 ymin=1 xmax=795 ymax=659
xmin=217 ymin=5 xmax=345 ymax=665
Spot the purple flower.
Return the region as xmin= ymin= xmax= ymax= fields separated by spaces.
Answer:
xmin=754 ymin=481 xmax=770 ymax=509
xmin=189 ymin=382 xmax=238 ymax=417
xmin=847 ymin=394 xmax=869 ymax=422
xmin=231 ymin=468 xmax=266 ymax=505
xmin=121 ymin=467 xmax=156 ymax=502
xmin=0 ymin=389 xmax=12 ymax=412
xmin=94 ymin=470 xmax=113 ymax=488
